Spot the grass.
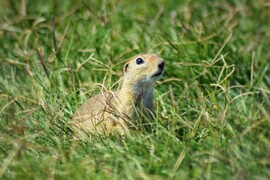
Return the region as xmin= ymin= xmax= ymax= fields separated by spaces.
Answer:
xmin=0 ymin=0 xmax=270 ymax=179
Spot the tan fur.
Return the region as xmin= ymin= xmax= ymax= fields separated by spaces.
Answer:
xmin=71 ymin=54 xmax=164 ymax=137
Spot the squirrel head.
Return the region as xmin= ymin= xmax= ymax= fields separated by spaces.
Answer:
xmin=123 ymin=54 xmax=164 ymax=89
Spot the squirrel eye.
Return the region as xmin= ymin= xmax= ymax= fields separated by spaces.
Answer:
xmin=136 ymin=57 xmax=144 ymax=65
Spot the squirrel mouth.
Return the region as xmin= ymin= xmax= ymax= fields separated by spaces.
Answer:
xmin=151 ymin=70 xmax=163 ymax=78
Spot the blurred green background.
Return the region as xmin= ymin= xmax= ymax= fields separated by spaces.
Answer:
xmin=0 ymin=0 xmax=269 ymax=179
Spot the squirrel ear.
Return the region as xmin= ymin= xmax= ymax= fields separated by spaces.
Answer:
xmin=123 ymin=62 xmax=129 ymax=74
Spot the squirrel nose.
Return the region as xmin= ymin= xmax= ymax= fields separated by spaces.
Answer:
xmin=158 ymin=61 xmax=165 ymax=70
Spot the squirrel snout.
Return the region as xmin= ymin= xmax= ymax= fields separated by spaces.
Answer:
xmin=158 ymin=61 xmax=165 ymax=70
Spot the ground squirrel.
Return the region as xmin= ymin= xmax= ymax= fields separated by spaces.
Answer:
xmin=71 ymin=54 xmax=165 ymax=137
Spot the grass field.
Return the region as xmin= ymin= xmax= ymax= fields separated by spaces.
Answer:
xmin=0 ymin=0 xmax=270 ymax=179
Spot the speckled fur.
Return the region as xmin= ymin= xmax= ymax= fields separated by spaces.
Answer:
xmin=71 ymin=54 xmax=164 ymax=137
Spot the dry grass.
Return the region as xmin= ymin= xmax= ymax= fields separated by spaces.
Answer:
xmin=0 ymin=0 xmax=269 ymax=179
